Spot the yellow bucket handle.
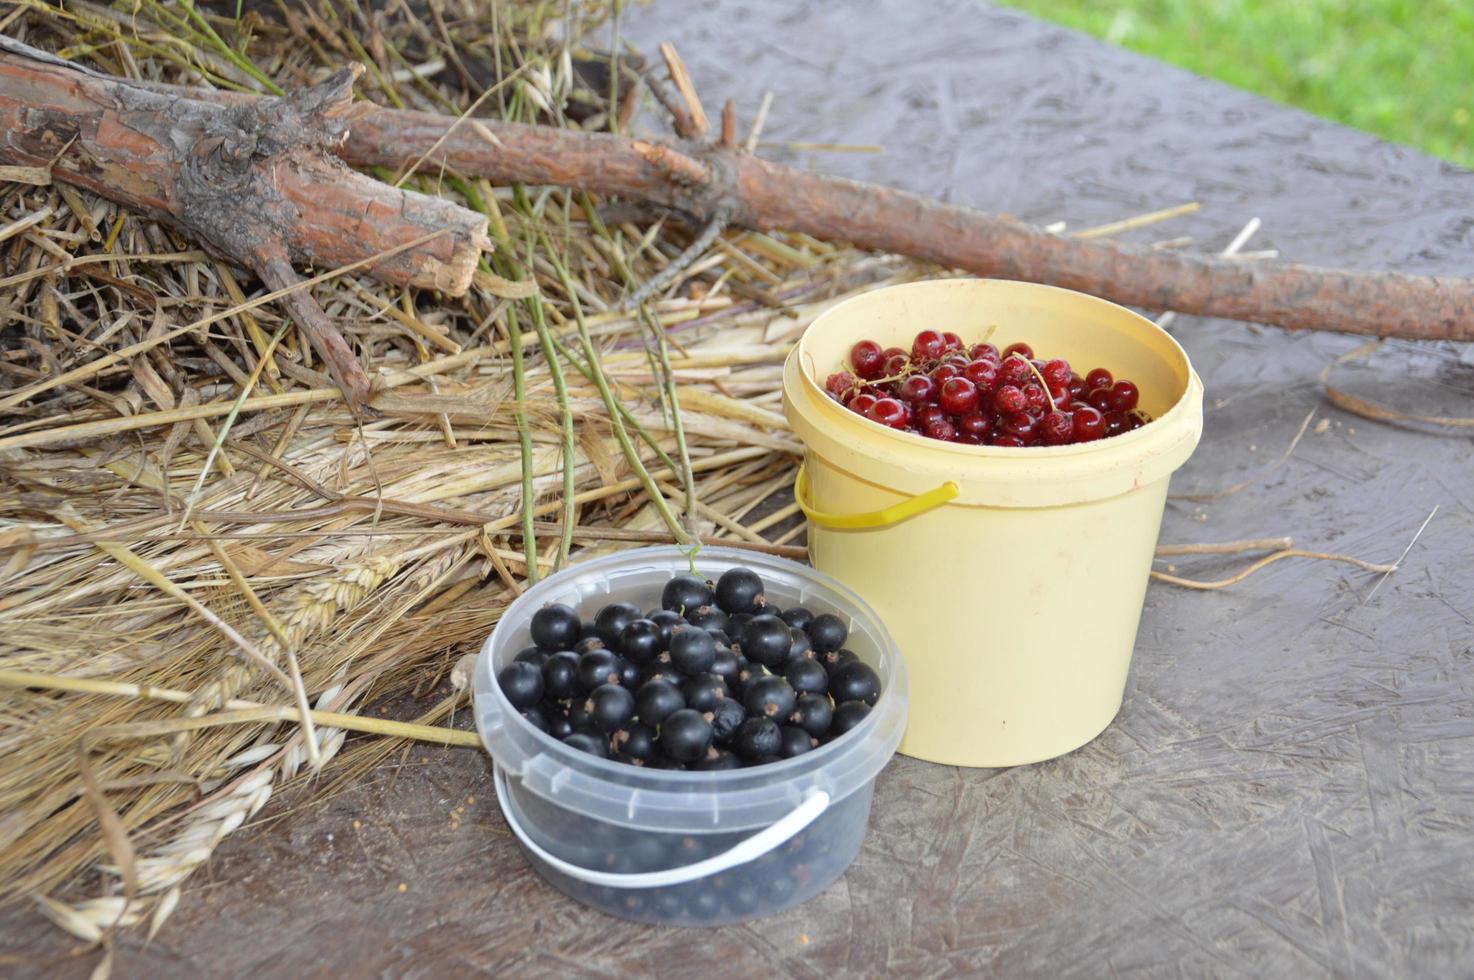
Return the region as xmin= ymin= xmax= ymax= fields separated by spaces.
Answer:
xmin=794 ymin=461 xmax=959 ymax=529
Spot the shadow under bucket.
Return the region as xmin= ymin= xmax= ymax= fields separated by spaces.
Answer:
xmin=783 ymin=279 xmax=1204 ymax=767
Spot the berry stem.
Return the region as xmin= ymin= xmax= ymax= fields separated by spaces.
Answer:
xmin=1008 ymin=352 xmax=1057 ymax=412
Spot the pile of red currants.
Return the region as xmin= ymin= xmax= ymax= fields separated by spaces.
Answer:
xmin=825 ymin=329 xmax=1153 ymax=446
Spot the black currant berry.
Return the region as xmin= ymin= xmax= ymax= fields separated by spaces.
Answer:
xmin=741 ymin=614 xmax=791 ymax=668
xmin=639 ymin=662 xmax=684 ymax=688
xmin=562 ymin=732 xmax=608 ymax=758
xmin=573 ymin=636 xmax=607 ymax=656
xmin=714 ymin=567 xmax=766 ymax=615
xmin=514 ymin=646 xmax=549 ymax=667
xmin=726 ymin=612 xmax=754 ymax=648
xmin=691 ymin=747 xmax=743 ymax=771
xmin=681 ymin=673 xmax=727 ymax=712
xmin=709 ymin=647 xmax=740 ymax=686
xmin=661 ymin=573 xmax=714 ymax=614
xmin=619 ymin=619 xmax=663 ymax=665
xmin=708 ymin=697 xmax=746 ymax=744
xmin=576 ymin=650 xmax=622 ymax=693
xmin=646 ymin=756 xmax=686 ymax=770
xmin=785 ymin=628 xmax=814 ymax=665
xmin=807 ymin=613 xmax=848 ymax=653
xmin=830 ymin=700 xmax=871 ymax=736
xmin=587 ymin=684 xmax=636 ymax=732
xmin=792 ymin=693 xmax=833 ymax=738
xmin=538 ymin=651 xmax=578 ymax=700
xmin=635 ymin=678 xmax=685 ymax=726
xmin=497 ymin=661 xmax=543 ymax=708
xmin=593 ymin=601 xmax=642 ymax=648
xmin=611 ymin=722 xmax=657 ymax=763
xmin=566 ymin=699 xmax=597 ymax=734
xmin=546 ymin=710 xmax=575 ymax=740
xmin=780 ymin=725 xmax=816 ymax=758
xmin=647 ymin=609 xmax=683 ymax=648
xmin=616 ymin=657 xmax=641 ymax=688
xmin=668 ymin=627 xmax=717 ymax=676
xmin=818 ymin=648 xmax=860 ymax=673
xmin=520 ymin=705 xmax=549 ymax=733
xmin=530 ymin=602 xmax=581 ymax=651
xmin=660 ymin=709 xmax=714 ymax=762
xmin=830 ymin=662 xmax=882 ymax=706
xmin=685 ymin=605 xmax=729 ymax=632
xmin=743 ymin=675 xmax=797 ymax=722
xmin=784 ymin=658 xmax=828 ymax=696
xmin=779 ymin=606 xmax=815 ymax=632
xmin=736 ymin=717 xmax=781 ymax=760
xmin=733 ymin=659 xmax=763 ymax=696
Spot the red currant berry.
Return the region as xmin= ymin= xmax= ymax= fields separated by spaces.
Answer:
xmin=941 ymin=331 xmax=965 ymax=353
xmin=1048 ymin=384 xmax=1071 ymax=410
xmin=881 ymin=346 xmax=906 ymax=360
xmin=990 ymin=434 xmax=1027 ymax=448
xmin=963 ymin=359 xmax=1000 ymax=391
xmin=1002 ymin=342 xmax=1034 ymax=361
xmin=826 ymin=371 xmax=857 ymax=398
xmin=999 ymin=357 xmax=1033 ymax=387
xmin=867 ymin=397 xmax=910 ymax=429
xmin=1109 ymin=380 xmax=1140 ymax=412
xmin=957 ymin=411 xmax=993 ymax=439
xmin=1001 ymin=411 xmax=1039 ymax=440
xmin=882 ymin=353 xmax=909 ymax=377
xmin=956 ymin=432 xmax=984 ymax=445
xmin=1040 ymin=410 xmax=1074 ymax=445
xmin=1127 ymin=410 xmax=1149 ymax=430
xmin=918 ymin=405 xmax=948 ymax=429
xmin=1072 ymin=405 xmax=1105 ymax=441
xmin=1103 ymin=411 xmax=1128 ymax=436
xmin=848 ymin=392 xmax=878 ymax=415
xmin=1087 ymin=386 xmax=1114 ymax=412
xmin=1067 ymin=377 xmax=1086 ymax=400
xmin=899 ymin=374 xmax=938 ymax=404
xmin=930 ymin=363 xmax=961 ymax=384
xmin=923 ymin=419 xmax=959 ymax=442
xmin=969 ymin=342 xmax=1000 ymax=361
xmin=944 ymin=353 xmax=971 ymax=369
xmin=939 ymin=377 xmax=980 ymax=415
xmin=850 ymin=340 xmax=884 ymax=379
xmin=994 ymin=384 xmax=1026 ymax=414
xmin=1023 ymin=383 xmax=1049 ymax=415
xmin=1041 ymin=359 xmax=1071 ymax=388
xmin=1085 ymin=367 xmax=1113 ymax=391
xmin=911 ymin=329 xmax=946 ymax=363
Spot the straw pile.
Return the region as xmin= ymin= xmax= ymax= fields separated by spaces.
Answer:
xmin=6 ymin=0 xmax=1360 ymax=945
xmin=0 ymin=0 xmax=935 ymax=940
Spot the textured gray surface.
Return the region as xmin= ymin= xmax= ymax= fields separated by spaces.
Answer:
xmin=5 ymin=1 xmax=1473 ymax=976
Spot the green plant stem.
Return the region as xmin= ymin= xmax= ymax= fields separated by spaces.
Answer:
xmin=503 ymin=303 xmax=539 ymax=584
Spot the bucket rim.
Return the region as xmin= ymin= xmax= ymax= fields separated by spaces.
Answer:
xmin=472 ymin=545 xmax=909 ymax=830
xmin=792 ymin=277 xmax=1200 ymax=460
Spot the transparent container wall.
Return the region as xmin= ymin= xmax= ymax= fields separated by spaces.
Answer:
xmin=507 ymin=775 xmax=875 ymax=926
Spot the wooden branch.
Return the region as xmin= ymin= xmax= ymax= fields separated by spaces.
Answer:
xmin=335 ymin=108 xmax=1473 ymax=341
xmin=0 ymin=39 xmax=491 ymax=410
xmin=4 ymin=38 xmax=1470 ymax=342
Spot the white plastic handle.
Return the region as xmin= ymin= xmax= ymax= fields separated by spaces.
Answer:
xmin=492 ymin=764 xmax=830 ymax=889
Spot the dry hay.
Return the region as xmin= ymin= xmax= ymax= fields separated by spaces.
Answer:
xmin=0 ymin=0 xmax=933 ymax=942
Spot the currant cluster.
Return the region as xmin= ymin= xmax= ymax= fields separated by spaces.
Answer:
xmin=497 ymin=566 xmax=883 ymax=770
xmin=825 ymin=329 xmax=1153 ymax=446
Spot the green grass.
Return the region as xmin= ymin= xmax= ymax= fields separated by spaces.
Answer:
xmin=997 ymin=0 xmax=1474 ymax=169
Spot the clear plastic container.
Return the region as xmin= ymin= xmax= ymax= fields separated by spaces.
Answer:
xmin=473 ymin=546 xmax=908 ymax=926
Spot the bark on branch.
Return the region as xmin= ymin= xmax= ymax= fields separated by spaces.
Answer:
xmin=338 ymin=107 xmax=1473 ymax=341
xmin=3 ymin=37 xmax=1470 ymax=344
xmin=0 ymin=38 xmax=490 ymax=410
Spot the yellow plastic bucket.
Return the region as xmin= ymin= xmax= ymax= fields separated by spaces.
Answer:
xmin=782 ymin=279 xmax=1204 ymax=767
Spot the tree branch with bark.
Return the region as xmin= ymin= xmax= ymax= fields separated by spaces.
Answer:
xmin=3 ymin=35 xmax=1471 ymax=368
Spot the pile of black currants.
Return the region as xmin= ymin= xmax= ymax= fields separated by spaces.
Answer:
xmin=497 ymin=565 xmax=883 ymax=770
